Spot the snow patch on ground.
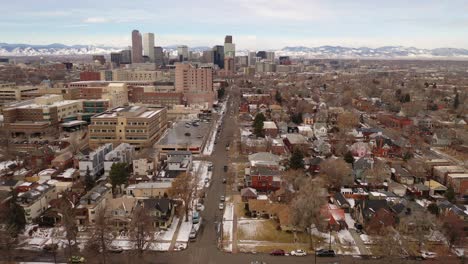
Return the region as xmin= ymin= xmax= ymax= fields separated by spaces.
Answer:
xmin=155 ymin=216 xmax=180 ymax=241
xmin=222 ymin=202 xmax=234 ymax=252
xmin=192 ymin=160 xmax=212 ymax=189
xmin=202 ymin=98 xmax=227 ymax=155
xmin=176 ymin=216 xmax=193 ymax=243
xmin=345 ymin=213 xmax=356 ymax=228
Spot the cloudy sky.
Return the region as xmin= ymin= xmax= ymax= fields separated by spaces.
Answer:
xmin=1 ymin=0 xmax=467 ymax=49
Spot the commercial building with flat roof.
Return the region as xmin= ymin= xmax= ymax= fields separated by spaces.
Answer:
xmin=88 ymin=105 xmax=167 ymax=149
xmin=155 ymin=120 xmax=210 ymax=154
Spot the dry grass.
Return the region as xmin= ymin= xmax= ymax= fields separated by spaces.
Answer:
xmin=237 ymin=219 xmax=312 ymax=244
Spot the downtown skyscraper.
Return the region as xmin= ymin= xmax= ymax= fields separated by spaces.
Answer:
xmin=131 ymin=30 xmax=143 ymax=63
xmin=143 ymin=33 xmax=155 ymax=62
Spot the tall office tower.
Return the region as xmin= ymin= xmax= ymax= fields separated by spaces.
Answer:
xmin=224 ymin=35 xmax=235 ymax=58
xmin=110 ymin=52 xmax=122 ymax=67
xmin=131 ymin=30 xmax=143 ymax=63
xmin=142 ymin=33 xmax=155 ymax=62
xmin=213 ymin=45 xmax=224 ymax=69
xmin=237 ymin=56 xmax=248 ymax=67
xmin=120 ymin=50 xmax=132 ymax=64
xmin=202 ymin=50 xmax=214 ymax=63
xmin=266 ymin=51 xmax=275 ymax=62
xmin=154 ymin=46 xmax=164 ymax=66
xmin=248 ymin=51 xmax=257 ymax=66
xmin=279 ymin=56 xmax=291 ymax=65
xmin=177 ymin=45 xmax=189 ymax=62
xmin=256 ymin=51 xmax=267 ymax=60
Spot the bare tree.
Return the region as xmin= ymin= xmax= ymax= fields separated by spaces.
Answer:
xmin=362 ymin=159 xmax=390 ymax=185
xmin=87 ymin=207 xmax=114 ymax=264
xmin=168 ymin=172 xmax=195 ymax=221
xmin=319 ymin=158 xmax=353 ymax=189
xmin=336 ymin=111 xmax=359 ymax=131
xmin=291 ymin=177 xmax=327 ymax=251
xmin=58 ymin=195 xmax=78 ymax=261
xmin=129 ymin=205 xmax=154 ymax=256
xmin=398 ymin=210 xmax=437 ymax=254
xmin=372 ymin=227 xmax=402 ymax=257
xmin=442 ymin=213 xmax=466 ymax=249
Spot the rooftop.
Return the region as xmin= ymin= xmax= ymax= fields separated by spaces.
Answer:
xmin=93 ymin=106 xmax=164 ymax=119
xmin=157 ymin=120 xmax=210 ymax=148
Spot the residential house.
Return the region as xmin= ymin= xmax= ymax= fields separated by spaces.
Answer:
xmin=333 ymin=192 xmax=351 ymax=213
xmin=313 ymin=138 xmax=331 ymax=156
xmin=125 ymin=182 xmax=172 ymax=198
xmin=270 ymin=138 xmax=286 ymax=156
xmin=51 ymin=151 xmax=74 ymax=169
xmin=353 ymin=199 xmax=396 ymax=234
xmin=248 ymin=152 xmax=280 ymax=168
xmin=248 ymin=199 xmax=294 ymax=231
xmin=240 ymin=187 xmax=258 ymax=202
xmin=106 ymin=196 xmax=138 ymax=229
xmin=76 ymin=184 xmax=112 ymax=225
xmin=424 ymin=180 xmax=447 ymax=197
xmin=313 ymin=122 xmax=328 ymax=138
xmin=304 ymin=156 xmax=322 ymax=174
xmin=143 ymin=197 xmax=175 ymax=229
xmin=132 ymin=158 xmax=155 ymax=177
xmin=388 ymin=181 xmax=407 ymax=197
xmin=283 ymin=133 xmax=309 ymax=153
xmin=391 ymin=164 xmax=415 ymax=185
xmin=350 ymin=142 xmax=371 ymax=158
xmin=353 ymin=157 xmax=373 ymax=180
xmin=287 ymin=122 xmax=299 ymax=133
xmin=321 ymin=204 xmax=347 ymax=231
xmin=297 ymin=125 xmax=313 ymax=137
xmin=446 ymin=173 xmax=468 ymax=194
xmin=17 ymin=182 xmax=57 ymax=223
xmin=432 ymin=165 xmax=465 ymax=185
xmin=263 ymin=121 xmax=278 ymax=138
xmin=303 ymin=113 xmax=314 ymax=125
xmin=247 ymin=166 xmax=281 ymax=192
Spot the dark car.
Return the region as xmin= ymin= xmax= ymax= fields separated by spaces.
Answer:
xmin=354 ymin=223 xmax=363 ymax=230
xmin=270 ymin=249 xmax=285 ymax=256
xmin=223 ymin=165 xmax=228 ymax=172
xmin=316 ymin=249 xmax=336 ymax=257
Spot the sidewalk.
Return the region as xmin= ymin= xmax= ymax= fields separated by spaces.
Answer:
xmin=349 ymin=229 xmax=371 ymax=255
xmin=168 ymin=217 xmax=184 ymax=251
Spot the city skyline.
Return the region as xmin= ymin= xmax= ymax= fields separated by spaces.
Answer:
xmin=1 ymin=0 xmax=467 ymax=50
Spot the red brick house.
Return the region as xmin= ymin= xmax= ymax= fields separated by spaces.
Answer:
xmin=247 ymin=166 xmax=281 ymax=192
xmin=378 ymin=114 xmax=413 ymax=129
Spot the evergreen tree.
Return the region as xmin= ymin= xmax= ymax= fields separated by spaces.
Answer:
xmin=454 ymin=93 xmax=460 ymax=109
xmin=344 ymin=151 xmax=354 ymax=164
xmin=404 ymin=93 xmax=411 ymax=102
xmin=84 ymin=166 xmax=94 ymax=191
xmin=445 ymin=186 xmax=456 ymax=203
xmin=291 ymin=112 xmax=303 ymax=124
xmin=275 ymin=91 xmax=283 ymax=104
xmin=218 ymin=87 xmax=225 ymax=99
xmin=109 ymin=163 xmax=129 ymax=189
xmin=290 ymin=149 xmax=304 ymax=170
xmin=253 ymin=113 xmax=266 ymax=137
xmin=427 ymin=203 xmax=439 ymax=216
xmin=5 ymin=189 xmax=26 ymax=235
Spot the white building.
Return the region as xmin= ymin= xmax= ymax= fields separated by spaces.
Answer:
xmin=103 ymin=143 xmax=134 ymax=176
xmin=78 ymin=143 xmax=113 ymax=179
xmin=142 ymin=33 xmax=155 ymax=62
xmin=18 ymin=182 xmax=57 ymax=223
xmin=133 ymin=158 xmax=155 ymax=177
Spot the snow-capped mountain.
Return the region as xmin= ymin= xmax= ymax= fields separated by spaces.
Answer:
xmin=0 ymin=43 xmax=122 ymax=56
xmin=1 ymin=43 xmax=467 ymax=59
xmin=272 ymin=46 xmax=468 ymax=59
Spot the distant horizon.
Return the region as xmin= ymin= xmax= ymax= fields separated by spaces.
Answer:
xmin=1 ymin=41 xmax=467 ymax=51
xmin=1 ymin=0 xmax=467 ymax=50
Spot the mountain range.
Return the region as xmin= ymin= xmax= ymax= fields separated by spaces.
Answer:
xmin=1 ymin=42 xmax=467 ymax=59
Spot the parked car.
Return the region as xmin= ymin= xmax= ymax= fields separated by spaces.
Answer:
xmin=69 ymin=256 xmax=85 ymax=263
xmin=220 ymin=195 xmax=225 ymax=201
xmin=192 ymin=211 xmax=200 ymax=224
xmin=107 ymin=245 xmax=123 ymax=253
xmin=223 ymin=165 xmax=228 ymax=172
xmin=43 ymin=244 xmax=58 ymax=252
xmin=222 ymin=178 xmax=227 ymax=184
xmin=316 ymin=249 xmax=336 ymax=257
xmin=291 ymin=249 xmax=307 ymax=256
xmin=196 ymin=203 xmax=203 ymax=211
xmin=270 ymin=249 xmax=285 ymax=256
xmin=189 ymin=228 xmax=197 ymax=241
xmin=421 ymin=251 xmax=437 ymax=259
xmin=354 ymin=223 xmax=363 ymax=230
xmin=219 ymin=203 xmax=224 ymax=210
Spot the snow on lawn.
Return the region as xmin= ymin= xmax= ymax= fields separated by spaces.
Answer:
xmin=176 ymin=216 xmax=193 ymax=243
xmin=360 ymin=234 xmax=373 ymax=245
xmin=311 ymin=227 xmax=335 ymax=243
xmin=345 ymin=213 xmax=356 ymax=229
xmin=192 ymin=160 xmax=212 ymax=189
xmin=237 ymin=219 xmax=267 ymax=240
xmin=222 ymin=202 xmax=234 ymax=252
xmin=155 ymin=216 xmax=180 ymax=241
xmin=337 ymin=230 xmax=356 ymax=245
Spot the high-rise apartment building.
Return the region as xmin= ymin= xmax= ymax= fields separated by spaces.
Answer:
xmin=175 ymin=63 xmax=214 ymax=105
xmin=132 ymin=30 xmax=143 ymax=63
xmin=177 ymin=45 xmax=189 ymax=62
xmin=213 ymin=45 xmax=224 ymax=69
xmin=143 ymin=33 xmax=155 ymax=62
